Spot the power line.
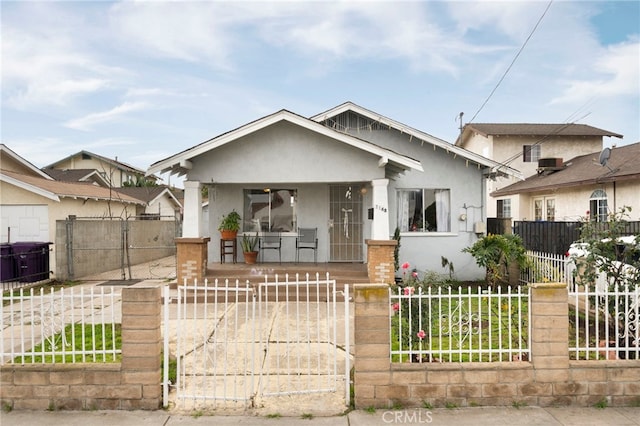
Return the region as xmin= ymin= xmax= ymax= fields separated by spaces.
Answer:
xmin=493 ymin=111 xmax=592 ymax=171
xmin=467 ymin=0 xmax=554 ymax=124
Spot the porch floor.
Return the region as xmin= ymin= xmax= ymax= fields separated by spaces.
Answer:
xmin=205 ymin=261 xmax=370 ymax=287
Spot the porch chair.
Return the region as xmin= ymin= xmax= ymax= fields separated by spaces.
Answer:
xmin=259 ymin=232 xmax=282 ymax=264
xmin=296 ymin=227 xmax=318 ymax=264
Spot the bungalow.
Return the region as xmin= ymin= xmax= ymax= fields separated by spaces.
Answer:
xmin=491 ymin=142 xmax=640 ymax=222
xmin=147 ymin=102 xmax=521 ymax=281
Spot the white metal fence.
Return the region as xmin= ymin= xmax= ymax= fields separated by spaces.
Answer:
xmin=1 ymin=286 xmax=122 ymax=365
xmin=163 ymin=274 xmax=351 ymax=410
xmin=390 ymin=285 xmax=530 ymax=363
xmin=521 ymin=250 xmax=569 ymax=286
xmin=569 ymin=284 xmax=639 ymax=360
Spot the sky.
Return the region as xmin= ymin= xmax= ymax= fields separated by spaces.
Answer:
xmin=2 ymin=0 xmax=639 ymax=184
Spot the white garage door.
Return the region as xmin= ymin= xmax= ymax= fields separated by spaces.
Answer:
xmin=0 ymin=205 xmax=49 ymax=243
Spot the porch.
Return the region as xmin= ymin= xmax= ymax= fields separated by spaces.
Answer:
xmin=205 ymin=261 xmax=370 ymax=288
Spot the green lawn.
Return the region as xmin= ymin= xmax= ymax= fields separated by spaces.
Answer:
xmin=14 ymin=323 xmax=121 ymax=364
xmin=391 ymin=287 xmax=529 ymax=362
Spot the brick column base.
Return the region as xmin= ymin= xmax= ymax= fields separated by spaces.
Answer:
xmin=366 ymin=239 xmax=397 ymax=284
xmin=176 ymin=237 xmax=210 ymax=284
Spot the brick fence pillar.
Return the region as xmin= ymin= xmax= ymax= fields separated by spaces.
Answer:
xmin=175 ymin=237 xmax=210 ymax=284
xmin=530 ymin=282 xmax=569 ymax=381
xmin=366 ymin=239 xmax=397 ymax=284
xmin=121 ymin=285 xmax=162 ymax=409
xmin=353 ymin=283 xmax=392 ymax=408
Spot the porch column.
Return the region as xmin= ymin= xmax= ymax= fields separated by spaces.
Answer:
xmin=183 ymin=180 xmax=202 ymax=237
xmin=371 ymin=178 xmax=390 ymax=240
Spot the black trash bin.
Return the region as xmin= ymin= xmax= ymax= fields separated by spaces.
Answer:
xmin=0 ymin=243 xmax=16 ymax=283
xmin=12 ymin=242 xmax=51 ymax=283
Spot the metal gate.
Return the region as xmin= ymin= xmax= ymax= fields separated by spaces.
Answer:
xmin=163 ymin=274 xmax=351 ymax=412
xmin=329 ymin=184 xmax=364 ymax=262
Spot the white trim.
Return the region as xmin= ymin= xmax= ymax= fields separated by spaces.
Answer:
xmin=0 ymin=144 xmax=53 ymax=180
xmin=311 ymin=102 xmax=522 ymax=180
xmin=147 ymin=110 xmax=423 ymax=176
xmin=0 ymin=173 xmax=60 ymax=201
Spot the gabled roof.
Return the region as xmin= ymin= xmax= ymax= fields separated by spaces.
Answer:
xmin=0 ymin=170 xmax=145 ymax=205
xmin=43 ymin=168 xmax=110 ymax=187
xmin=0 ymin=144 xmax=53 ymax=180
xmin=117 ymin=186 xmax=182 ymax=207
xmin=147 ymin=108 xmax=424 ymax=178
xmin=45 ymin=150 xmax=148 ymax=176
xmin=312 ymin=102 xmax=522 ymax=179
xmin=492 ymin=142 xmax=640 ymax=197
xmin=456 ymin=123 xmax=622 ymax=145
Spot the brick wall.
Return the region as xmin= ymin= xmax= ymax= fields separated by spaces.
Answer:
xmin=176 ymin=237 xmax=209 ymax=284
xmin=353 ymin=282 xmax=640 ymax=408
xmin=0 ymin=286 xmax=162 ymax=410
xmin=366 ymin=240 xmax=397 ymax=284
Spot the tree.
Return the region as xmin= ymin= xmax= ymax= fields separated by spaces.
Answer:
xmin=462 ymin=234 xmax=529 ymax=286
xmin=573 ymin=206 xmax=639 ymax=289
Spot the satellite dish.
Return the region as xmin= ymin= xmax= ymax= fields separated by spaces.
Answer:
xmin=599 ymin=147 xmax=611 ymax=166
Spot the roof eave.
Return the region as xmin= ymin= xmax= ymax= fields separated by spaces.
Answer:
xmin=147 ymin=110 xmax=424 ymax=177
xmin=0 ymin=173 xmax=60 ymax=201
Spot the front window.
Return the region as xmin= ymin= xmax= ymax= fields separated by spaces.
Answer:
xmin=523 ymin=145 xmax=541 ymax=163
xmin=243 ymin=189 xmax=297 ymax=232
xmin=397 ymin=189 xmax=450 ymax=232
xmin=533 ymin=197 xmax=555 ymax=221
xmin=589 ymin=189 xmax=608 ymax=222
xmin=497 ymin=199 xmax=511 ymax=218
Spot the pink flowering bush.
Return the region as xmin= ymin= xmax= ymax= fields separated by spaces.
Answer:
xmin=390 ymin=261 xmax=447 ymax=360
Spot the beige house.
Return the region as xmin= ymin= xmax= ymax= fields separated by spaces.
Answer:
xmin=491 ymin=142 xmax=640 ymax=222
xmin=44 ymin=151 xmax=181 ymax=220
xmin=117 ymin=186 xmax=182 ymax=220
xmin=455 ymin=123 xmax=623 ymax=220
xmin=0 ymin=144 xmax=145 ymax=277
xmin=44 ymin=150 xmax=158 ymax=188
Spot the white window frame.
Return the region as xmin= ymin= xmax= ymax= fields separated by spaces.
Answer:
xmin=523 ymin=145 xmax=541 ymax=163
xmin=497 ymin=199 xmax=511 ymax=218
xmin=589 ymin=189 xmax=608 ymax=222
xmin=397 ymin=188 xmax=451 ymax=233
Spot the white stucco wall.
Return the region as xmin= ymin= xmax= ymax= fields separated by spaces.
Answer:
xmin=187 ymin=121 xmax=489 ymax=280
xmin=508 ymin=180 xmax=640 ymax=222
xmin=462 ymin=133 xmax=606 ymax=220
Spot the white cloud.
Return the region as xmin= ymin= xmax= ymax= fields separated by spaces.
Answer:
xmin=64 ymin=101 xmax=150 ymax=131
xmin=2 ymin=4 xmax=125 ymax=109
xmin=551 ymin=39 xmax=640 ymax=104
xmin=108 ymin=1 xmax=236 ymax=69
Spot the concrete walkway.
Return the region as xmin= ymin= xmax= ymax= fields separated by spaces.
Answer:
xmin=2 ymin=406 xmax=640 ymax=425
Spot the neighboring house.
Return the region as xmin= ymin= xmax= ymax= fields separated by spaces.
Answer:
xmin=0 ymin=144 xmax=145 ymax=277
xmin=117 ymin=186 xmax=183 ymax=220
xmin=44 ymin=150 xmax=158 ymax=188
xmin=43 ymin=168 xmax=111 ymax=187
xmin=147 ymin=102 xmax=521 ymax=280
xmin=455 ymin=123 xmax=623 ymax=220
xmin=491 ymin=142 xmax=640 ymax=222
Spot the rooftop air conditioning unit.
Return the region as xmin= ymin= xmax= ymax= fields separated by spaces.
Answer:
xmin=538 ymin=158 xmax=563 ymax=168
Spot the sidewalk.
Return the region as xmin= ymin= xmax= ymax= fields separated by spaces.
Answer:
xmin=2 ymin=406 xmax=640 ymax=425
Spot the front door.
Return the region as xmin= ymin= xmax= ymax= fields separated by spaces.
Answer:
xmin=329 ymin=184 xmax=363 ymax=262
